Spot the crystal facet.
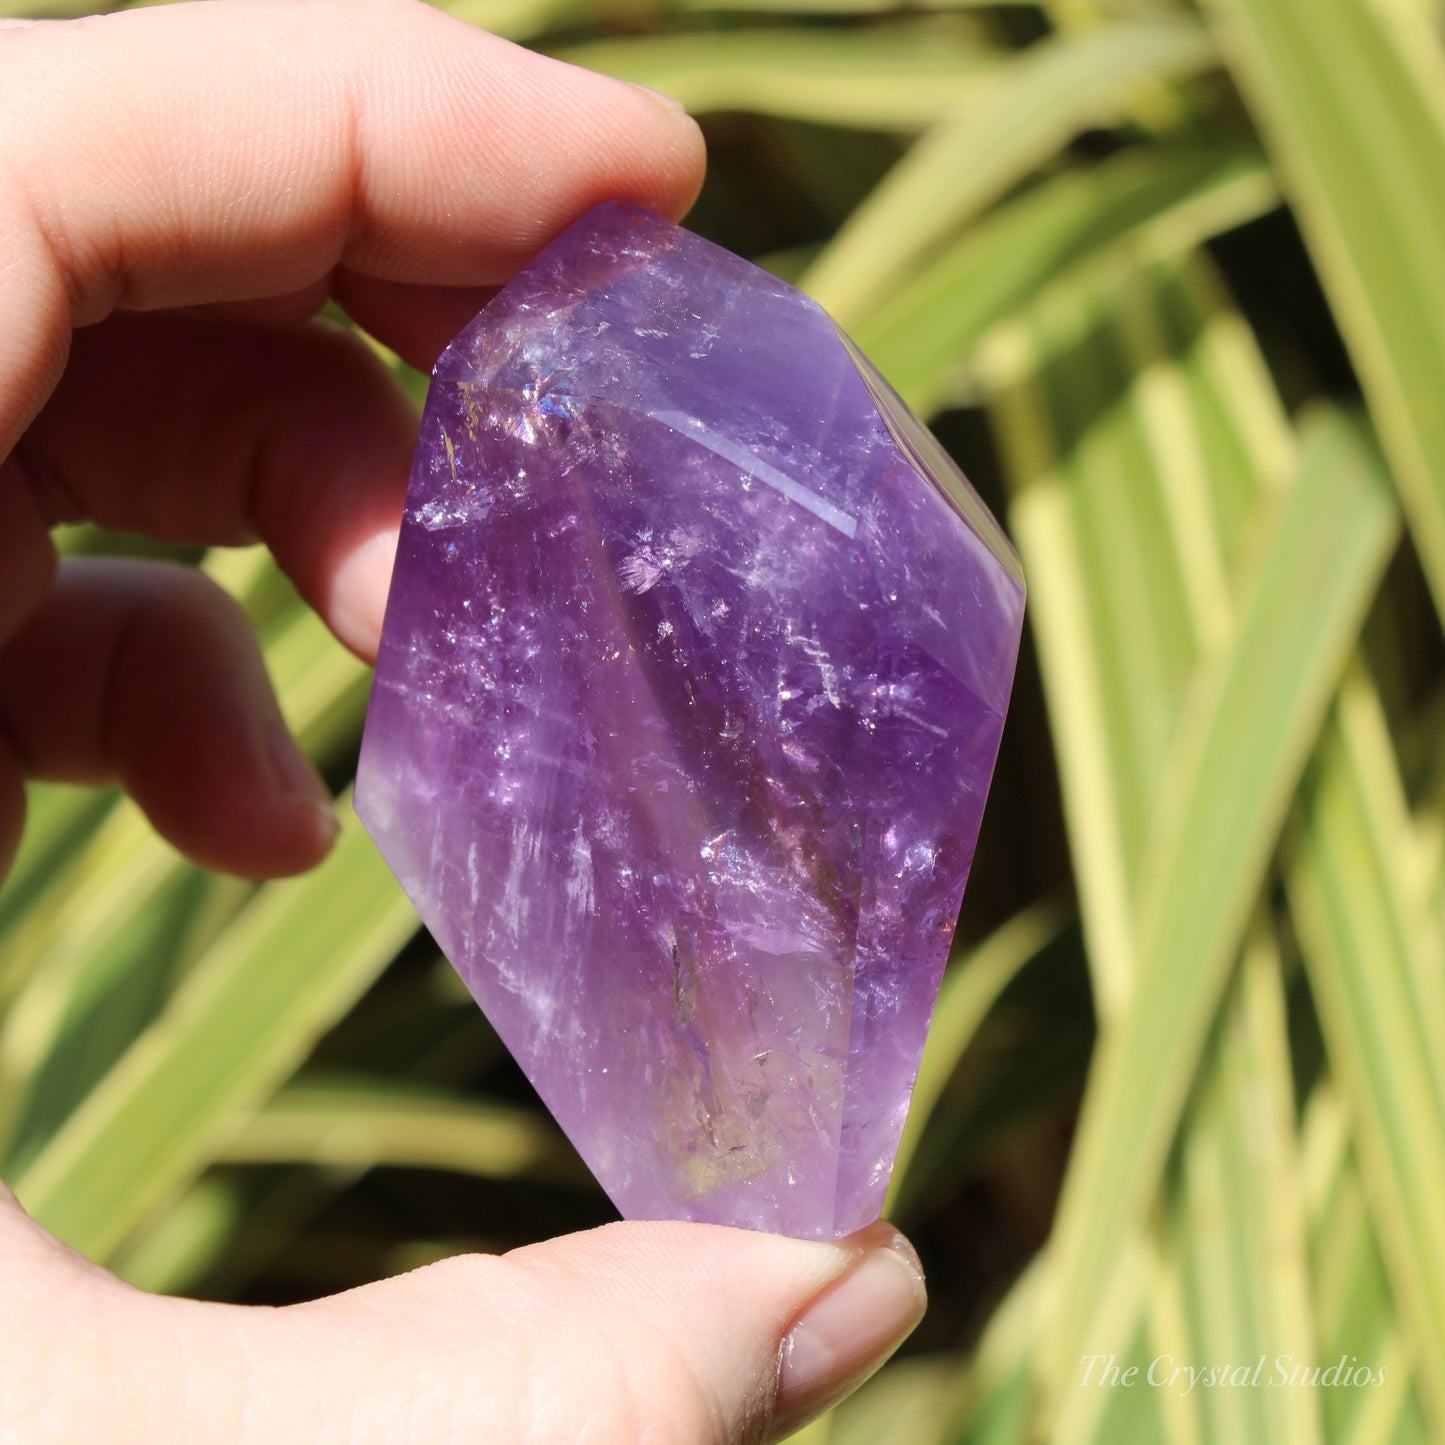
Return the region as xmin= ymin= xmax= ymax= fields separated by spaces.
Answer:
xmin=356 ymin=202 xmax=1025 ymax=1239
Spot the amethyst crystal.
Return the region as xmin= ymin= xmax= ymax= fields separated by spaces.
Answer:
xmin=356 ymin=202 xmax=1024 ymax=1239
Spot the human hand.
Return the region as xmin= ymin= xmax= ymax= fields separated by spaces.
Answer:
xmin=0 ymin=3 xmax=926 ymax=1440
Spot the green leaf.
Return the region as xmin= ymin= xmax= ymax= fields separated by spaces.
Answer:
xmin=1170 ymin=929 xmax=1321 ymax=1445
xmin=0 ymin=784 xmax=115 ymax=949
xmin=0 ymin=554 xmax=365 ymax=1168
xmin=0 ymin=797 xmax=198 ymax=1162
xmin=982 ymin=254 xmax=1269 ymax=1019
xmin=0 ymin=1 xmax=106 ymax=15
xmin=217 ymin=1074 xmax=586 ymax=1185
xmin=1301 ymin=1084 xmax=1427 ymax=1445
xmin=1289 ymin=670 xmax=1445 ymax=1434
xmin=977 ymin=274 xmax=1298 ymax=1338
xmin=855 ymin=140 xmax=1277 ymax=417
xmin=1201 ymin=0 xmax=1445 ymax=624
xmin=885 ymin=898 xmax=1070 ymax=1217
xmin=801 ymin=15 xmax=1219 ymax=325
xmin=110 ymin=1174 xmax=248 ymax=1297
xmin=1034 ymin=410 xmax=1399 ymax=1427
xmin=555 ymin=26 xmax=1001 ymax=131
xmin=12 ymin=799 xmax=418 ymax=1261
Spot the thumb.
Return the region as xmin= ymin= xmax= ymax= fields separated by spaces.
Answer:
xmin=216 ymin=1219 xmax=927 ymax=1442
xmin=0 ymin=1197 xmax=926 ymax=1442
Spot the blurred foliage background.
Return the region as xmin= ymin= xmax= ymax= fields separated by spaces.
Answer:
xmin=3 ymin=0 xmax=1445 ymax=1441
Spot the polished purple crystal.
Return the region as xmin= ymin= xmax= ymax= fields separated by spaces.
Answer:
xmin=356 ymin=202 xmax=1024 ymax=1239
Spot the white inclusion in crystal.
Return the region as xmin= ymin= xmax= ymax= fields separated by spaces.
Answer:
xmin=618 ymin=526 xmax=701 ymax=597
xmin=502 ymin=409 xmax=537 ymax=446
xmin=617 ymin=551 xmax=664 ymax=594
xmin=649 ymin=410 xmax=859 ymax=539
xmin=734 ymin=923 xmax=828 ymax=956
xmin=564 ymin=829 xmax=595 ymax=924
xmin=415 ymin=495 xmax=491 ymax=531
xmin=496 ymin=818 xmax=533 ymax=941
xmin=784 ymin=621 xmax=843 ymax=709
xmin=689 ymin=321 xmax=722 ymax=360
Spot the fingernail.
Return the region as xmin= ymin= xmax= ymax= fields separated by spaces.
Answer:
xmin=263 ymin=719 xmax=337 ymax=828
xmin=630 ymin=81 xmax=692 ymax=119
xmin=775 ymin=1233 xmax=927 ymax=1428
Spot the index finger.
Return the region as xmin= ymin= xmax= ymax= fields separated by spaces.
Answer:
xmin=0 ymin=0 xmax=705 ymax=452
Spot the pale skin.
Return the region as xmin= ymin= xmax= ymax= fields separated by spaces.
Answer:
xmin=0 ymin=2 xmax=927 ymax=1440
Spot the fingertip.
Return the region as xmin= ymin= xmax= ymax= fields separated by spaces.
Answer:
xmin=128 ymin=703 xmax=339 ymax=884
xmin=112 ymin=590 xmax=336 ymax=881
xmin=620 ymin=81 xmax=707 ymax=220
xmin=773 ymin=1224 xmax=927 ymax=1437
xmin=594 ymin=72 xmax=708 ymax=224
xmin=0 ymin=733 xmax=24 ymax=885
xmin=625 ymin=80 xmax=693 ymax=123
xmin=498 ymin=1217 xmax=925 ymax=1443
xmin=0 ymin=455 xmax=58 ymax=641
xmin=324 ymin=524 xmax=399 ymax=663
xmin=331 ymin=273 xmax=500 ymax=375
xmin=24 ymin=310 xmax=414 ymax=666
xmin=258 ymin=717 xmax=342 ymax=867
xmin=0 ymin=559 xmax=340 ymax=881
xmin=1 ymin=0 xmax=710 ymax=345
xmin=418 ymin=18 xmax=708 ymax=242
xmin=260 ymin=718 xmax=329 ymax=807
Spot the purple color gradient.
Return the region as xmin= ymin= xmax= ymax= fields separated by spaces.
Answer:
xmin=356 ymin=203 xmax=1024 ymax=1239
